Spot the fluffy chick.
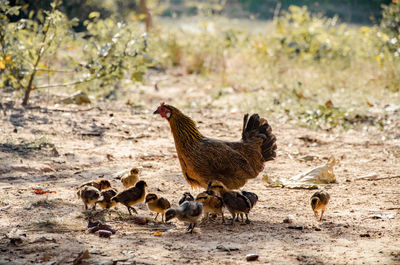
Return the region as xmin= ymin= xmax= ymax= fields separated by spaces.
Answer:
xmin=195 ymin=191 xmax=225 ymax=224
xmin=165 ymin=201 xmax=203 ymax=233
xmin=77 ymin=186 xmax=100 ymax=210
xmin=238 ymin=190 xmax=258 ymax=222
xmin=178 ymin=192 xmax=194 ymax=205
xmin=208 ymin=180 xmax=251 ymax=224
xmin=310 ymin=190 xmax=330 ymax=221
xmin=111 ymin=180 xmax=147 ymax=215
xmin=80 ymin=179 xmax=111 ymax=191
xmin=145 ymin=193 xmax=171 ymax=222
xmin=121 ymin=168 xmax=139 ymax=189
xmin=96 ymin=188 xmax=118 ymax=209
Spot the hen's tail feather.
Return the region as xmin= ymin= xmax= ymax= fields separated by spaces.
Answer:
xmin=242 ymin=114 xmax=277 ymax=162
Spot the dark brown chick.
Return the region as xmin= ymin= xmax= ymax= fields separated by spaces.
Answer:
xmin=154 ymin=103 xmax=277 ymax=189
xmin=145 ymin=193 xmax=171 ymax=222
xmin=238 ymin=190 xmax=258 ymax=222
xmin=77 ymin=186 xmax=100 ymax=210
xmin=178 ymin=192 xmax=194 ymax=205
xmin=96 ymin=188 xmax=118 ymax=209
xmin=208 ymin=180 xmax=251 ymax=224
xmin=311 ymin=190 xmax=330 ymax=221
xmin=121 ymin=168 xmax=139 ymax=189
xmin=195 ymin=191 xmax=225 ymax=224
xmin=80 ymin=179 xmax=112 ymax=191
xmin=111 ymin=180 xmax=147 ymax=215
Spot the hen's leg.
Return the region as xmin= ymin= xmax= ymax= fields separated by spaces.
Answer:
xmin=154 ymin=213 xmax=159 ymax=221
xmin=221 ymin=212 xmax=225 ymax=224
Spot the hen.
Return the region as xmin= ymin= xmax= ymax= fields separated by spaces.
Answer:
xmin=154 ymin=103 xmax=277 ymax=189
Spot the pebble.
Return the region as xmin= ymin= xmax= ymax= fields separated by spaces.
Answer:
xmin=246 ymin=254 xmax=259 ymax=261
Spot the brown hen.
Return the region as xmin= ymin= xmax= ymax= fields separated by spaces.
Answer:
xmin=154 ymin=103 xmax=277 ymax=189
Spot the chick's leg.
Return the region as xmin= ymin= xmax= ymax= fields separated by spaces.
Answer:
xmin=319 ymin=206 xmax=326 ymax=221
xmin=230 ymin=213 xmax=236 ymax=225
xmin=314 ymin=210 xmax=319 ymax=219
xmin=129 ymin=206 xmax=138 ymax=215
xmin=186 ymin=223 xmax=193 ymax=233
xmin=245 ymin=214 xmax=250 ymax=224
xmin=221 ymin=212 xmax=225 ymax=224
xmin=188 ymin=223 xmax=196 ymax=234
xmin=201 ymin=212 xmax=209 ymax=224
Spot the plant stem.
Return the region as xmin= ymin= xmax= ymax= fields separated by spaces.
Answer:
xmin=22 ymin=2 xmax=58 ymax=106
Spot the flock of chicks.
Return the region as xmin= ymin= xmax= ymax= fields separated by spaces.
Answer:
xmin=76 ymin=168 xmax=330 ymax=234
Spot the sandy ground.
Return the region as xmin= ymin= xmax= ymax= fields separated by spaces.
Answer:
xmin=0 ymin=82 xmax=399 ymax=265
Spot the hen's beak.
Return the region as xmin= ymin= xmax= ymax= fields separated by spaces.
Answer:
xmin=153 ymin=109 xmax=160 ymax=114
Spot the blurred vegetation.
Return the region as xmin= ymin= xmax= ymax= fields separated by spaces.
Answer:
xmin=0 ymin=0 xmax=399 ymax=130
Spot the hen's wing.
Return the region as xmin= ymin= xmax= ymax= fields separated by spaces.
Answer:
xmin=192 ymin=138 xmax=258 ymax=189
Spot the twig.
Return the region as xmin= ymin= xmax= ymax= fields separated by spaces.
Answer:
xmin=36 ymin=68 xmax=77 ymax=73
xmin=355 ymin=175 xmax=400 ymax=181
xmin=34 ymin=78 xmax=96 ymax=89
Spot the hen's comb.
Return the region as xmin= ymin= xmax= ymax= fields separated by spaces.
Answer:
xmin=160 ymin=102 xmax=165 ymax=107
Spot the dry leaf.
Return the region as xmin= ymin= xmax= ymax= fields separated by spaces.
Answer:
xmin=41 ymin=253 xmax=51 ymax=262
xmin=73 ymin=249 xmax=89 ymax=265
xmin=366 ymin=100 xmax=374 ymax=107
xmin=325 ymin=100 xmax=333 ymax=108
xmin=154 ymin=231 xmax=162 ymax=236
xmin=265 ymin=158 xmax=338 ymax=189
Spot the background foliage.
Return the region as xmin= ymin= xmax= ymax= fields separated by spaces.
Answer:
xmin=1 ymin=0 xmax=399 ymax=130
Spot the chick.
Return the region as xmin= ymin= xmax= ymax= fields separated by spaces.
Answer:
xmin=165 ymin=201 xmax=203 ymax=233
xmin=96 ymin=188 xmax=118 ymax=209
xmin=77 ymin=186 xmax=100 ymax=210
xmin=310 ymin=190 xmax=330 ymax=221
xmin=208 ymin=180 xmax=251 ymax=224
xmin=239 ymin=190 xmax=258 ymax=222
xmin=145 ymin=193 xmax=171 ymax=222
xmin=111 ymin=180 xmax=147 ymax=215
xmin=178 ymin=192 xmax=194 ymax=205
xmin=121 ymin=168 xmax=139 ymax=189
xmin=195 ymin=191 xmax=225 ymax=224
xmin=80 ymin=179 xmax=112 ymax=191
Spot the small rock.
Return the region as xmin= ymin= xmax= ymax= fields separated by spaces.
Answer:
xmin=288 ymin=225 xmax=304 ymax=230
xmin=360 ymin=233 xmax=371 ymax=238
xmin=314 ymin=227 xmax=321 ymax=231
xmin=133 ymin=216 xmax=147 ymax=225
xmin=246 ymin=254 xmax=259 ymax=261
xmin=97 ymin=230 xmax=112 ymax=238
xmin=216 ymin=244 xmax=240 ymax=252
xmin=283 ymin=215 xmax=295 ymax=223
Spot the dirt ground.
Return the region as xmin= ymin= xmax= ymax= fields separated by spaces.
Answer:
xmin=0 ymin=80 xmax=399 ymax=265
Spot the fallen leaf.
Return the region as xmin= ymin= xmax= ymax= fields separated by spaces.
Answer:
xmin=32 ymin=188 xmax=56 ymax=195
xmin=325 ymin=100 xmax=333 ymax=108
xmin=366 ymin=100 xmax=374 ymax=107
xmin=41 ymin=253 xmax=51 ymax=262
xmin=73 ymin=249 xmax=90 ymax=265
xmin=154 ymin=231 xmax=162 ymax=236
